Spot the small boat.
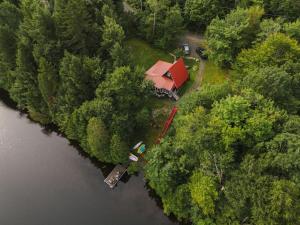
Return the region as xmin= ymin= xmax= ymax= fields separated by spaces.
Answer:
xmin=132 ymin=141 xmax=143 ymax=150
xmin=129 ymin=153 xmax=139 ymax=162
xmin=137 ymin=144 xmax=146 ymax=154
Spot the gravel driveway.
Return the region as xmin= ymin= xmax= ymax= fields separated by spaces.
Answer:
xmin=180 ymin=32 xmax=206 ymax=92
xmin=180 ymin=32 xmax=204 ymax=58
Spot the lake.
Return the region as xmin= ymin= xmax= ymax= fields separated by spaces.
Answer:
xmin=0 ymin=92 xmax=179 ymax=225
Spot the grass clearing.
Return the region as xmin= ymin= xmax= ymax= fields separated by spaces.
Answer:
xmin=201 ymin=61 xmax=230 ymax=85
xmin=144 ymin=97 xmax=175 ymax=147
xmin=126 ymin=38 xmax=173 ymax=69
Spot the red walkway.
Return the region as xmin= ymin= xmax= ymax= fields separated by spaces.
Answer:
xmin=156 ymin=106 xmax=178 ymax=144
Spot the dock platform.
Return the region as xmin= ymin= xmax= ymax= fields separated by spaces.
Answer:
xmin=104 ymin=165 xmax=127 ymax=188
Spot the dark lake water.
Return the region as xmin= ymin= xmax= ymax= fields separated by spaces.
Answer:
xmin=0 ymin=92 xmax=179 ymax=225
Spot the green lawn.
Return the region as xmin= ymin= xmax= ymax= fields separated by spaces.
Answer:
xmin=143 ymin=97 xmax=175 ymax=147
xmin=126 ymin=38 xmax=173 ymax=69
xmin=201 ymin=61 xmax=230 ymax=85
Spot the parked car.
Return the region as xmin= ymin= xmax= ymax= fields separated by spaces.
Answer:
xmin=182 ymin=43 xmax=190 ymax=55
xmin=196 ymin=47 xmax=208 ymax=60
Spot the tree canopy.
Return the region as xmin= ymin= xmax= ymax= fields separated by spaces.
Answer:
xmin=145 ymin=88 xmax=300 ymax=225
xmin=0 ymin=0 xmax=152 ymax=164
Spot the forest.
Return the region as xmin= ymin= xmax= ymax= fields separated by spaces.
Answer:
xmin=0 ymin=0 xmax=300 ymax=224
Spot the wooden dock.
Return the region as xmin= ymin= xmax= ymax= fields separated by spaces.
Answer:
xmin=104 ymin=165 xmax=127 ymax=188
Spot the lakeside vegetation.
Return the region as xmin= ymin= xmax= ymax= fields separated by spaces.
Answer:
xmin=1 ymin=0 xmax=300 ymax=225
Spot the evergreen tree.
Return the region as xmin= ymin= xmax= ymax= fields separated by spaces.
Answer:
xmin=37 ymin=57 xmax=58 ymax=107
xmin=184 ymin=0 xmax=234 ymax=28
xmin=55 ymin=52 xmax=102 ymax=125
xmin=101 ymin=16 xmax=125 ymax=49
xmin=87 ymin=117 xmax=111 ymax=162
xmin=0 ymin=1 xmax=21 ymax=89
xmin=110 ymin=134 xmax=129 ymax=164
xmin=54 ymin=0 xmax=101 ymax=55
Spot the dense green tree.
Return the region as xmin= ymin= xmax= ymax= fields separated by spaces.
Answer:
xmin=189 ymin=171 xmax=219 ymax=216
xmin=184 ymin=0 xmax=233 ymax=28
xmin=235 ymin=0 xmax=264 ymax=7
xmin=236 ymin=0 xmax=300 ymax=21
xmin=0 ymin=1 xmax=20 ymax=64
xmin=236 ymin=33 xmax=300 ymax=70
xmin=162 ymin=184 xmax=192 ymax=220
xmin=146 ymin=0 xmax=170 ymax=35
xmin=283 ymin=115 xmax=300 ymax=134
xmin=221 ymin=131 xmax=300 ymax=224
xmin=101 ymin=16 xmax=125 ymax=49
xmin=0 ymin=0 xmax=20 ymax=6
xmin=157 ymin=4 xmax=184 ymax=49
xmin=37 ymin=57 xmax=58 ymax=107
xmin=146 ymin=89 xmax=292 ymax=224
xmin=55 ymin=51 xmax=103 ymax=125
xmin=110 ymin=42 xmax=131 ymax=68
xmin=254 ymin=18 xmax=283 ymax=44
xmin=136 ymin=0 xmax=183 ymax=49
xmin=179 ymin=82 xmax=232 ymax=114
xmin=28 ymin=1 xmax=60 ymax=64
xmin=101 ymin=3 xmax=117 ymax=20
xmin=9 ymin=0 xmax=49 ymax=121
xmin=65 ymin=98 xmax=112 ymax=150
xmin=54 ymin=0 xmax=101 ymax=55
xmin=0 ymin=1 xmax=21 ymax=89
xmin=238 ymin=66 xmax=293 ymax=109
xmin=87 ymin=117 xmax=111 ymax=162
xmin=96 ymin=66 xmax=152 ymax=138
xmin=0 ymin=0 xmax=141 ymax=164
xmin=284 ymin=19 xmax=300 ymax=43
xmin=110 ymin=134 xmax=129 ymax=164
xmin=206 ymin=6 xmax=264 ymax=67
xmin=264 ymin=0 xmax=300 ymax=21
xmin=235 ymin=33 xmax=300 ymax=112
xmin=145 ymin=140 xmax=194 ymax=198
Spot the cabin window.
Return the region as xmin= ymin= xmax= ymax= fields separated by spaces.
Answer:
xmin=164 ymin=72 xmax=172 ymax=79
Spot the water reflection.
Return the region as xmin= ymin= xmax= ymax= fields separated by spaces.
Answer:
xmin=0 ymin=88 xmax=180 ymax=225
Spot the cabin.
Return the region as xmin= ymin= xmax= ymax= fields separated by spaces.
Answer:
xmin=145 ymin=58 xmax=189 ymax=100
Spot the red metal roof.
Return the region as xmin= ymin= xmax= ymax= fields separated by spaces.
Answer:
xmin=145 ymin=60 xmax=173 ymax=77
xmin=169 ymin=58 xmax=189 ymax=89
xmin=145 ymin=58 xmax=188 ymax=91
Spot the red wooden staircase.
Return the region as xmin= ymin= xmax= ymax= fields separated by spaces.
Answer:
xmin=156 ymin=106 xmax=178 ymax=144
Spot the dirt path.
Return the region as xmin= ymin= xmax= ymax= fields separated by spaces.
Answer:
xmin=192 ymin=59 xmax=206 ymax=92
xmin=180 ymin=32 xmax=206 ymax=92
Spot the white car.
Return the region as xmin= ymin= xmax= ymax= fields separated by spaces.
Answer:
xmin=182 ymin=44 xmax=190 ymax=55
